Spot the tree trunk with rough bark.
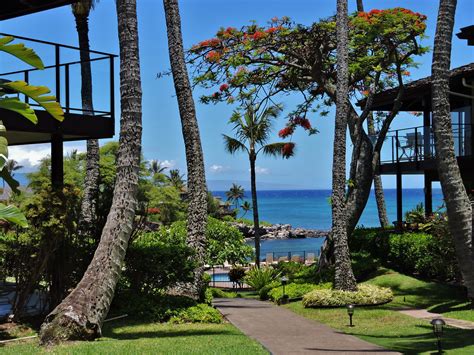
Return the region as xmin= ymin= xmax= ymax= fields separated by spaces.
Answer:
xmin=332 ymin=0 xmax=357 ymax=291
xmin=39 ymin=0 xmax=143 ymax=343
xmin=249 ymin=152 xmax=261 ymax=267
xmin=163 ymin=0 xmax=208 ymax=299
xmin=367 ymin=114 xmax=390 ymax=228
xmin=73 ymin=4 xmax=100 ymax=241
xmin=431 ymin=0 xmax=474 ymax=299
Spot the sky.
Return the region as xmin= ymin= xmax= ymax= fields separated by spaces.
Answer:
xmin=1 ymin=0 xmax=474 ymax=190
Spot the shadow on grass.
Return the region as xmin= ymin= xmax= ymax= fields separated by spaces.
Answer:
xmin=351 ymin=324 xmax=474 ymax=354
xmin=103 ymin=320 xmax=236 ymax=341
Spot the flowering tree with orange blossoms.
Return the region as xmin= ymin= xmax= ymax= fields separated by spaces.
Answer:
xmin=189 ymin=9 xmax=428 ymax=243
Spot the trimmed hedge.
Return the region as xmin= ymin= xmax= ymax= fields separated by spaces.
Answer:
xmin=302 ymin=284 xmax=393 ymax=308
xmin=349 ymin=227 xmax=460 ymax=282
xmin=169 ymin=304 xmax=223 ymax=324
xmin=268 ymin=282 xmax=331 ymax=303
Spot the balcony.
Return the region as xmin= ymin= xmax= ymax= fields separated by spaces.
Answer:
xmin=382 ymin=123 xmax=472 ymax=163
xmin=0 ymin=33 xmax=116 ymax=146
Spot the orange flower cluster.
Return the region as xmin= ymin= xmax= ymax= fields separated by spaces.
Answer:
xmin=147 ymin=207 xmax=160 ymax=215
xmin=278 ymin=126 xmax=294 ymax=138
xmin=219 ymin=83 xmax=229 ymax=91
xmin=197 ymin=38 xmax=221 ymax=48
xmin=206 ymin=50 xmax=222 ymax=62
xmin=282 ymin=143 xmax=295 ymax=158
xmin=266 ymin=26 xmax=282 ymax=34
xmin=252 ymin=31 xmax=268 ymax=40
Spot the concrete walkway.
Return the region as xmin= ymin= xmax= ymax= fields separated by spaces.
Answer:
xmin=213 ymin=298 xmax=399 ymax=354
xmin=399 ymin=308 xmax=474 ymax=330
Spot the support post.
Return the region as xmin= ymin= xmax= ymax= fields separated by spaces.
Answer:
xmin=51 ymin=133 xmax=64 ymax=190
xmin=423 ymin=96 xmax=431 ymax=159
xmin=424 ymin=173 xmax=433 ymax=216
xmin=396 ymin=167 xmax=403 ymax=228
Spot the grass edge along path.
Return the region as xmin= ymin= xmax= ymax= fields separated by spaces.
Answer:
xmin=0 ymin=321 xmax=269 ymax=354
xmin=285 ymin=269 xmax=474 ymax=354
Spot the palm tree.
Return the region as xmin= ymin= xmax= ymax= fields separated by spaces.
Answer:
xmin=39 ymin=0 xmax=143 ymax=343
xmin=241 ymin=201 xmax=252 ymax=218
xmin=72 ymin=0 xmax=100 ymax=240
xmin=223 ymin=104 xmax=294 ymax=266
xmin=163 ymin=0 xmax=208 ymax=300
xmin=226 ymin=183 xmax=244 ymax=211
xmin=431 ymin=0 xmax=474 ymax=299
xmin=332 ymin=0 xmax=357 ymax=291
xmin=167 ymin=168 xmax=186 ymax=191
xmin=148 ymin=159 xmax=168 ymax=174
xmin=2 ymin=159 xmax=23 ymax=189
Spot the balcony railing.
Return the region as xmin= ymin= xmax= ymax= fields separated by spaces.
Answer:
xmin=0 ymin=33 xmax=117 ymax=119
xmin=380 ymin=123 xmax=472 ymax=164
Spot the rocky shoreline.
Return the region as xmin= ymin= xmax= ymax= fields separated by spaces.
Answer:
xmin=229 ymin=222 xmax=329 ymax=240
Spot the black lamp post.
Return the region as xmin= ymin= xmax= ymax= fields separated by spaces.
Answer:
xmin=281 ymin=276 xmax=288 ymax=304
xmin=431 ymin=318 xmax=446 ymax=354
xmin=346 ymin=304 xmax=355 ymax=327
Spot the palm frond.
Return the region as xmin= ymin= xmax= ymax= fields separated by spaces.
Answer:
xmin=223 ymin=134 xmax=248 ymax=155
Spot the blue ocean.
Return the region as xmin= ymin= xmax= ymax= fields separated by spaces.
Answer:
xmin=213 ymin=188 xmax=444 ymax=257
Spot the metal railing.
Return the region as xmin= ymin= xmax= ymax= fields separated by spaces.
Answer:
xmin=0 ymin=33 xmax=117 ymax=119
xmin=381 ymin=123 xmax=472 ymax=164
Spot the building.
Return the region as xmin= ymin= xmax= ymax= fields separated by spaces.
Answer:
xmin=1 ymin=0 xmax=116 ymax=188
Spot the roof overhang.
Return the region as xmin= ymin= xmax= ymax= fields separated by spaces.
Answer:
xmin=0 ymin=0 xmax=78 ymax=21
xmin=357 ymin=63 xmax=474 ymax=112
xmin=457 ymin=25 xmax=474 ymax=46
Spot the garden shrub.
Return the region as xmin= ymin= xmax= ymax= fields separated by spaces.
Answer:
xmin=258 ymin=280 xmax=280 ymax=300
xmin=268 ymin=282 xmax=331 ymax=303
xmin=169 ymin=304 xmax=222 ymax=324
xmin=210 ymin=288 xmax=238 ymax=298
xmin=274 ymin=261 xmax=305 ymax=282
xmin=124 ymin=230 xmax=195 ymax=294
xmin=302 ymin=284 xmax=393 ymax=308
xmin=245 ymin=266 xmax=280 ymax=292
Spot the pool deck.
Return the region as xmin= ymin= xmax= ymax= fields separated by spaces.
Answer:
xmin=213 ymin=298 xmax=399 ymax=355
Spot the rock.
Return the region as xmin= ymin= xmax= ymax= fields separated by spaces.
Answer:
xmin=229 ymin=221 xmax=328 ymax=240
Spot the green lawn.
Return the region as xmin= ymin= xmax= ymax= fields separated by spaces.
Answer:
xmin=1 ymin=321 xmax=268 ymax=355
xmin=285 ymin=269 xmax=474 ymax=354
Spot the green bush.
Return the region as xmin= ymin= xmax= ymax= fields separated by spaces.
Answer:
xmin=258 ymin=280 xmax=280 ymax=300
xmin=245 ymin=266 xmax=280 ymax=292
xmin=210 ymin=288 xmax=238 ymax=299
xmin=169 ymin=304 xmax=222 ymax=324
xmin=302 ymin=284 xmax=393 ymax=308
xmin=274 ymin=261 xmax=305 ymax=281
xmin=350 ymin=226 xmax=459 ymax=282
xmin=268 ymin=282 xmax=331 ymax=303
xmin=124 ymin=230 xmax=195 ymax=294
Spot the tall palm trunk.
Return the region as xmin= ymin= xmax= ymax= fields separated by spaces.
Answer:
xmin=39 ymin=0 xmax=143 ymax=343
xmin=73 ymin=3 xmax=100 ymax=240
xmin=163 ymin=0 xmax=208 ymax=299
xmin=431 ymin=0 xmax=474 ymax=299
xmin=332 ymin=0 xmax=357 ymax=291
xmin=355 ymin=0 xmax=389 ymax=228
xmin=249 ymin=152 xmax=261 ymax=267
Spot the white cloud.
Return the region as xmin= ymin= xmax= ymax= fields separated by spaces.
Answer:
xmin=253 ymin=166 xmax=270 ymax=175
xmin=209 ymin=164 xmax=230 ymax=173
xmin=8 ymin=143 xmax=85 ymax=171
xmin=160 ymin=160 xmax=175 ymax=169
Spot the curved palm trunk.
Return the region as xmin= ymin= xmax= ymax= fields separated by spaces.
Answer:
xmin=431 ymin=0 xmax=474 ymax=299
xmin=249 ymin=154 xmax=261 ymax=267
xmin=163 ymin=0 xmax=208 ymax=299
xmin=39 ymin=0 xmax=143 ymax=343
xmin=74 ymin=10 xmax=100 ymax=240
xmin=332 ymin=0 xmax=357 ymax=291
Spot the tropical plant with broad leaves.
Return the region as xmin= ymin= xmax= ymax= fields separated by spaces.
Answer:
xmin=0 ymin=36 xmax=63 ymax=226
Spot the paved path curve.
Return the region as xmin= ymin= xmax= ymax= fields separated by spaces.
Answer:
xmin=213 ymin=298 xmax=399 ymax=355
